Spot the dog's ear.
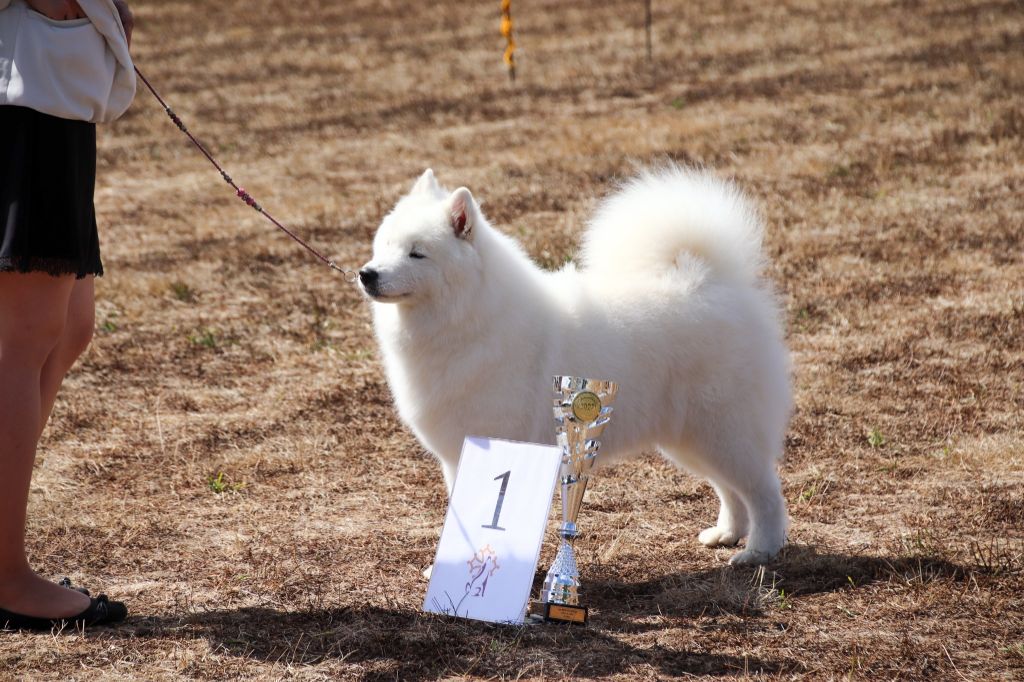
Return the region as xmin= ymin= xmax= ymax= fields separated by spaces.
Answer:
xmin=447 ymin=187 xmax=476 ymax=240
xmin=412 ymin=168 xmax=441 ymax=196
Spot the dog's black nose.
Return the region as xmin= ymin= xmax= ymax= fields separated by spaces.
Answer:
xmin=359 ymin=268 xmax=379 ymax=287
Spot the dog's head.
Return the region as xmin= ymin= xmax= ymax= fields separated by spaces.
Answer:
xmin=359 ymin=169 xmax=482 ymax=304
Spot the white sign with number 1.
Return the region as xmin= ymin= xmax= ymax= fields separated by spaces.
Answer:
xmin=423 ymin=436 xmax=562 ymax=624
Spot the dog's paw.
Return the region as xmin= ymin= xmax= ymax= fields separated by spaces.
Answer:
xmin=698 ymin=526 xmax=743 ymax=547
xmin=727 ymin=549 xmax=774 ymax=566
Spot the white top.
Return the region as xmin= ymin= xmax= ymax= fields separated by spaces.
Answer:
xmin=0 ymin=0 xmax=135 ymax=122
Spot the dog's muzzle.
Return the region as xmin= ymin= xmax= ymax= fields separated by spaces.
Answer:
xmin=359 ymin=267 xmax=381 ymax=296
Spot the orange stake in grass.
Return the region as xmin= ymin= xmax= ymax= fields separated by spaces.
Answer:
xmin=501 ymin=0 xmax=515 ymax=82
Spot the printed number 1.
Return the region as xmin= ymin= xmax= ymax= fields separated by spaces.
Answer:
xmin=481 ymin=470 xmax=511 ymax=531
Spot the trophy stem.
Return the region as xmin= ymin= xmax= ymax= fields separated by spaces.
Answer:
xmin=539 ymin=538 xmax=581 ymax=604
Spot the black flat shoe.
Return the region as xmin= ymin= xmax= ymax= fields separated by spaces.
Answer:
xmin=0 ymin=595 xmax=128 ymax=632
xmin=58 ymin=576 xmax=90 ymax=596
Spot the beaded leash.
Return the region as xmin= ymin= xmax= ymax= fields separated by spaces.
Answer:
xmin=133 ymin=66 xmax=358 ymax=282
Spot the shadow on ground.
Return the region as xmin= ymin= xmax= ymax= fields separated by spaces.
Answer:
xmin=109 ymin=547 xmax=971 ymax=678
xmin=588 ymin=544 xmax=973 ymax=621
xmin=127 ymin=604 xmax=789 ymax=679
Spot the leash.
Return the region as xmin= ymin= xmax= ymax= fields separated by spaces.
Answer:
xmin=133 ymin=66 xmax=359 ymax=282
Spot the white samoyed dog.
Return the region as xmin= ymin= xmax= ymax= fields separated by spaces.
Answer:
xmin=360 ymin=166 xmax=792 ymax=565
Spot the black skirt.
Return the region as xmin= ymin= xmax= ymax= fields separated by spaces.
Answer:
xmin=0 ymin=105 xmax=103 ymax=279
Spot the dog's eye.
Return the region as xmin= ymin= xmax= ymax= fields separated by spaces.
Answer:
xmin=409 ymin=251 xmax=426 ymax=259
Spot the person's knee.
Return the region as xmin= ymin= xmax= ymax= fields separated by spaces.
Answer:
xmin=2 ymin=306 xmax=70 ymax=362
xmin=63 ymin=299 xmax=96 ymax=359
xmin=0 ymin=274 xmax=76 ymax=366
xmin=52 ymin=278 xmax=96 ymax=365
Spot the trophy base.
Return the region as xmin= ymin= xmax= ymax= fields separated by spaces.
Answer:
xmin=528 ymin=600 xmax=588 ymax=625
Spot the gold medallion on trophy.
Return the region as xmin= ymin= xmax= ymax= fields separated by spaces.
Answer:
xmin=571 ymin=391 xmax=601 ymax=422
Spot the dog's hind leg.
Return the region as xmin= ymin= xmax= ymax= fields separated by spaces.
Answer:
xmin=697 ymin=482 xmax=748 ymax=548
xmin=726 ymin=463 xmax=787 ymax=565
xmin=660 ymin=441 xmax=787 ymax=565
xmin=658 ymin=446 xmax=748 ymax=548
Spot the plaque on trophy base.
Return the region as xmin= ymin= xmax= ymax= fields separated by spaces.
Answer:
xmin=530 ymin=601 xmax=588 ymax=624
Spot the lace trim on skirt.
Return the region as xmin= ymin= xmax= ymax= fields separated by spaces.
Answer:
xmin=0 ymin=256 xmax=103 ymax=279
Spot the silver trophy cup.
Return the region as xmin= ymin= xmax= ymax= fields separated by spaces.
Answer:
xmin=530 ymin=375 xmax=618 ymax=624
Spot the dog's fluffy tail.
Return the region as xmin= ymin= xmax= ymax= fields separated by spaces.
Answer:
xmin=579 ymin=166 xmax=765 ymax=283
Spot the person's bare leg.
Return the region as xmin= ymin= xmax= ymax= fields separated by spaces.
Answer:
xmin=0 ymin=272 xmax=90 ymax=618
xmin=39 ymin=276 xmax=95 ymax=431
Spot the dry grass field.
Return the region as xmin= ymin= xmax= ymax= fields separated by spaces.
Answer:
xmin=4 ymin=0 xmax=1023 ymax=678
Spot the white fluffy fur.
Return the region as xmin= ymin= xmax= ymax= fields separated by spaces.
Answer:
xmin=361 ymin=166 xmax=792 ymax=565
